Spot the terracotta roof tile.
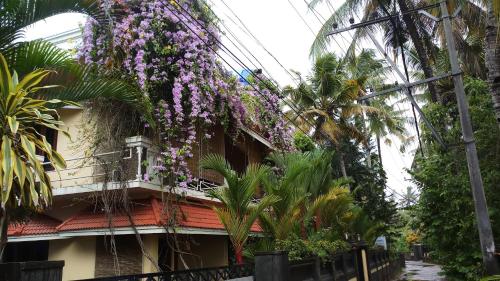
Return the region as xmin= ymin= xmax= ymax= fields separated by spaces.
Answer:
xmin=8 ymin=197 xmax=262 ymax=237
xmin=7 ymin=215 xmax=60 ymax=236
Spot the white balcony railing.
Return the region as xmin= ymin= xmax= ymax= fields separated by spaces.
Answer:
xmin=43 ymin=136 xmax=219 ymax=196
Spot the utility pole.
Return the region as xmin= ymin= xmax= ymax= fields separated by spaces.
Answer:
xmin=440 ymin=1 xmax=499 ymax=274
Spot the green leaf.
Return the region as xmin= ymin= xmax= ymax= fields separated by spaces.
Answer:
xmin=20 ymin=135 xmax=38 ymax=162
xmin=13 ymin=152 xmax=26 ymax=189
xmin=25 ymin=169 xmax=39 ymax=206
xmin=0 ymin=53 xmax=13 ymax=97
xmin=16 ymin=69 xmax=52 ymax=91
xmin=1 ymin=135 xmax=14 ymax=204
xmin=7 ymin=116 xmax=19 ymax=134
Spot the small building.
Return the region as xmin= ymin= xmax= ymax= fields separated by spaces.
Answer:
xmin=5 ymin=106 xmax=271 ymax=280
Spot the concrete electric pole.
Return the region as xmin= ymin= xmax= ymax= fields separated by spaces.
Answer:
xmin=440 ymin=1 xmax=499 ymax=274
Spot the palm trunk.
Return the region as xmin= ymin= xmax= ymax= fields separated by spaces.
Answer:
xmin=366 ymin=147 xmax=372 ymax=168
xmin=0 ymin=209 xmax=9 ymax=262
xmin=315 ymin=210 xmax=321 ymax=231
xmin=376 ymin=136 xmax=383 ymax=167
xmin=339 ymin=152 xmax=348 ymax=178
xmin=485 ymin=0 xmax=500 ymax=126
xmin=397 ymin=0 xmax=440 ymax=104
xmin=235 ymin=247 xmax=243 ymax=264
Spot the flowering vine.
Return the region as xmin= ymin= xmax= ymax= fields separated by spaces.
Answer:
xmin=78 ymin=0 xmax=291 ymax=190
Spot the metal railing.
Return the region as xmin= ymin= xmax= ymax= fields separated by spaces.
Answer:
xmin=42 ymin=136 xmax=220 ymax=196
xmin=77 ymin=264 xmax=253 ymax=281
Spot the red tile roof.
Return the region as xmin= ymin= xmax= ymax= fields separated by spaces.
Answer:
xmin=8 ymin=197 xmax=261 ymax=237
xmin=7 ymin=215 xmax=60 ymax=236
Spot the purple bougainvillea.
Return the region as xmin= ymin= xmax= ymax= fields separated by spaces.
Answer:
xmin=78 ymin=0 xmax=292 ymax=190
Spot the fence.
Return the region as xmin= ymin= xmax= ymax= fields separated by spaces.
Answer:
xmin=367 ymin=250 xmax=405 ymax=281
xmin=74 ymin=248 xmax=404 ymax=281
xmin=77 ymin=264 xmax=253 ymax=281
xmin=0 ymin=261 xmax=64 ymax=281
xmin=255 ymin=248 xmax=404 ymax=281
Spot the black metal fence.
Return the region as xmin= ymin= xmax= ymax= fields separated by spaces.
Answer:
xmin=77 ymin=249 xmax=404 ymax=281
xmin=0 ymin=261 xmax=64 ymax=281
xmin=286 ymin=252 xmax=361 ymax=281
xmin=77 ymin=263 xmax=253 ymax=281
xmin=255 ymin=249 xmax=405 ymax=281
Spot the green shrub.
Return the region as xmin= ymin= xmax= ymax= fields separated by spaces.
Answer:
xmin=274 ymin=233 xmax=350 ymax=261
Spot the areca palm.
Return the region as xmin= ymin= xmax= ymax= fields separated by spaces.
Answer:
xmin=259 ymin=151 xmax=351 ymax=239
xmin=0 ymin=53 xmax=69 ymax=257
xmin=0 ymin=0 xmax=143 ymax=105
xmin=200 ymin=154 xmax=278 ymax=264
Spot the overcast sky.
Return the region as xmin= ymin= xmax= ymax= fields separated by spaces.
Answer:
xmin=25 ymin=0 xmax=417 ymax=201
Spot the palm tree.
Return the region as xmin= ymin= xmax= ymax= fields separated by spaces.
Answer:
xmin=0 ymin=53 xmax=69 ymax=257
xmin=308 ymin=0 xmax=441 ymax=103
xmin=200 ymin=154 xmax=278 ymax=264
xmin=344 ymin=49 xmax=407 ymax=165
xmin=285 ymin=52 xmax=405 ymax=174
xmin=364 ymin=98 xmax=408 ymax=166
xmin=259 ymin=151 xmax=352 ymax=240
xmin=0 ymin=0 xmax=143 ymax=104
xmin=485 ymin=0 xmax=500 ymax=126
xmin=284 ymin=53 xmax=377 ymax=177
xmin=399 ymin=186 xmax=418 ymax=208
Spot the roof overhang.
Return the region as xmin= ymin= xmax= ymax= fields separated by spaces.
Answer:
xmin=240 ymin=126 xmax=274 ymax=150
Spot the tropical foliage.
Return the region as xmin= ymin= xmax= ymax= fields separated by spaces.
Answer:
xmin=0 ymin=0 xmax=143 ymax=104
xmin=0 ymin=53 xmax=69 ymax=256
xmin=200 ymin=153 xmax=278 ymax=264
xmin=412 ymin=78 xmax=500 ymax=280
xmin=202 ymin=150 xmax=389 ymax=263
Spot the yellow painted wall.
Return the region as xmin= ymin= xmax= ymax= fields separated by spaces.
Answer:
xmin=142 ymin=234 xmax=159 ymax=273
xmin=179 ymin=235 xmax=228 ymax=269
xmin=48 ymin=236 xmax=97 ymax=281
xmin=46 ymin=108 xmax=96 ymax=188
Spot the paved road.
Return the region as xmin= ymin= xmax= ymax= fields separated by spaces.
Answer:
xmin=397 ymin=260 xmax=446 ymax=281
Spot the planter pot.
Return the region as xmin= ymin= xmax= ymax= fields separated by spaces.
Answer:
xmin=0 ymin=261 xmax=64 ymax=281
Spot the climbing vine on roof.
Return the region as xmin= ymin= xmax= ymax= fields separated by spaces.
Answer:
xmin=78 ymin=0 xmax=292 ymax=190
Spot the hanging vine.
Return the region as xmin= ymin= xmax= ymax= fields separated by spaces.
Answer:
xmin=77 ymin=0 xmax=293 ymax=271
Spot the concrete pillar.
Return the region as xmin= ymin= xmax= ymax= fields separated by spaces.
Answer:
xmin=142 ymin=234 xmax=159 ymax=273
xmin=254 ymin=251 xmax=289 ymax=281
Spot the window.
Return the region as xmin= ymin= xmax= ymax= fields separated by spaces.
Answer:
xmin=3 ymin=241 xmax=49 ymax=262
xmin=35 ymin=127 xmax=58 ymax=171
xmin=224 ymin=136 xmax=248 ymax=175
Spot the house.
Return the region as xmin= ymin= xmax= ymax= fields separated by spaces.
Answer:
xmin=4 ymin=105 xmax=272 ymax=280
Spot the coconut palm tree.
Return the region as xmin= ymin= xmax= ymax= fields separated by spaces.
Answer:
xmin=0 ymin=0 xmax=142 ymax=104
xmin=308 ymin=0 xmax=441 ymax=103
xmin=0 ymin=53 xmax=70 ymax=257
xmin=308 ymin=0 xmax=495 ymax=104
xmin=200 ymin=154 xmax=278 ymax=264
xmin=344 ymin=49 xmax=407 ymax=165
xmin=285 ymin=52 xmax=405 ymax=173
xmin=284 ymin=53 xmax=376 ymax=177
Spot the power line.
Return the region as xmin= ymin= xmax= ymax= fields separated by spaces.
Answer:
xmin=287 ymin=0 xmax=316 ymax=36
xmin=163 ymin=1 xmax=328 ymax=145
xmin=217 ymin=0 xmax=299 ymax=84
xmin=186 ymin=1 xmax=334 ymax=142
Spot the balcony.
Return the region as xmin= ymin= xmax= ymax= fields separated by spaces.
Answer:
xmin=45 ymin=136 xmax=219 ymax=198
